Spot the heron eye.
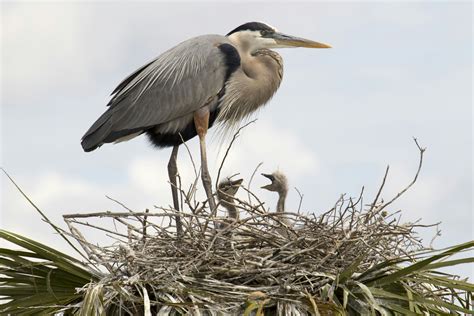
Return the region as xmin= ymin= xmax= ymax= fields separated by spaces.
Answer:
xmin=260 ymin=30 xmax=270 ymax=37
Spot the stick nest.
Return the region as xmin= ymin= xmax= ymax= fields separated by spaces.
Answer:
xmin=63 ymin=139 xmax=438 ymax=314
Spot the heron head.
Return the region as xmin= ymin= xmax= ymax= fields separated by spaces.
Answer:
xmin=261 ymin=171 xmax=288 ymax=194
xmin=227 ymin=22 xmax=331 ymax=53
xmin=217 ymin=177 xmax=243 ymax=201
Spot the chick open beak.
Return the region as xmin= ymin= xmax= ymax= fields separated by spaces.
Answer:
xmin=261 ymin=173 xmax=274 ymax=190
xmin=230 ymin=178 xmax=244 ymax=187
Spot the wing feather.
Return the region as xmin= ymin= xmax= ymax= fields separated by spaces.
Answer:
xmin=82 ymin=34 xmax=232 ymax=151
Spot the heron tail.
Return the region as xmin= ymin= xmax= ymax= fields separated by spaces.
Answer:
xmin=81 ymin=107 xmax=146 ymax=152
xmin=81 ymin=120 xmax=112 ymax=152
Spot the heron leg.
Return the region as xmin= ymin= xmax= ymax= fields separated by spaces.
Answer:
xmin=194 ymin=107 xmax=217 ymax=213
xmin=168 ymin=145 xmax=183 ymax=237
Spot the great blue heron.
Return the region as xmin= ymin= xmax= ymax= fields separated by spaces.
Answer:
xmin=262 ymin=171 xmax=288 ymax=213
xmin=81 ymin=22 xmax=330 ymax=233
xmin=217 ymin=177 xmax=243 ymax=220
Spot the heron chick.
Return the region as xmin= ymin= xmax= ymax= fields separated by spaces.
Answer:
xmin=217 ymin=178 xmax=243 ymax=220
xmin=262 ymin=171 xmax=288 ymax=213
xmin=81 ymin=22 xmax=330 ymax=233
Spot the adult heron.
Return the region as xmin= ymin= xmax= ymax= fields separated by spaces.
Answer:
xmin=81 ymin=22 xmax=330 ymax=232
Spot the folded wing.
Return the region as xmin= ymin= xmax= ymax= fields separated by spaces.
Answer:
xmin=81 ymin=34 xmax=231 ymax=152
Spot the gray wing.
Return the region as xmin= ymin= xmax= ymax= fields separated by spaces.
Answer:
xmin=81 ymin=34 xmax=232 ymax=151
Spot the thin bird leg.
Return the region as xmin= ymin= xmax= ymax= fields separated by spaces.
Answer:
xmin=194 ymin=107 xmax=217 ymax=213
xmin=168 ymin=145 xmax=183 ymax=237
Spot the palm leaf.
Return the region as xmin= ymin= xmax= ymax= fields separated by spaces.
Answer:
xmin=365 ymin=240 xmax=474 ymax=287
xmin=340 ymin=241 xmax=474 ymax=315
xmin=0 ymin=230 xmax=99 ymax=315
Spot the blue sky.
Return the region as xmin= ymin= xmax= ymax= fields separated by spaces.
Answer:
xmin=1 ymin=2 xmax=472 ymax=277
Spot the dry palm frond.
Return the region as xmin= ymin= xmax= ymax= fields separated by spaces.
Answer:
xmin=0 ymin=230 xmax=100 ymax=315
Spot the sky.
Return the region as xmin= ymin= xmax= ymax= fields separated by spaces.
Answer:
xmin=1 ymin=2 xmax=472 ymax=278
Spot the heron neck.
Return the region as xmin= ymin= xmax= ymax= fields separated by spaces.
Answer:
xmin=277 ymin=190 xmax=287 ymax=213
xmin=240 ymin=50 xmax=280 ymax=79
xmin=215 ymin=46 xmax=282 ymax=126
xmin=222 ymin=200 xmax=238 ymax=219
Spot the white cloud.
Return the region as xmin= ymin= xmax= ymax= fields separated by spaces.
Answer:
xmin=3 ymin=4 xmax=86 ymax=97
xmin=128 ymin=156 xmax=171 ymax=197
xmin=365 ymin=3 xmax=433 ymax=27
xmin=1 ymin=172 xmax=104 ymax=254
xmin=32 ymin=173 xmax=96 ymax=204
xmin=1 ymin=3 xmax=129 ymax=101
xmin=209 ymin=121 xmax=320 ymax=180
xmin=378 ymin=163 xmax=447 ymax=221
xmin=127 ymin=152 xmax=201 ymax=207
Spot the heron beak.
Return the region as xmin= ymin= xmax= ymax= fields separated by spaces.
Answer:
xmin=230 ymin=178 xmax=244 ymax=187
xmin=272 ymin=32 xmax=332 ymax=48
xmin=261 ymin=173 xmax=274 ymax=190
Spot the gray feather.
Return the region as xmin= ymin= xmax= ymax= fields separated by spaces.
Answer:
xmin=82 ymin=35 xmax=231 ymax=151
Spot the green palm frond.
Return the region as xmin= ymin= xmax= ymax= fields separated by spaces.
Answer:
xmin=0 ymin=230 xmax=99 ymax=315
xmin=331 ymin=241 xmax=474 ymax=315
